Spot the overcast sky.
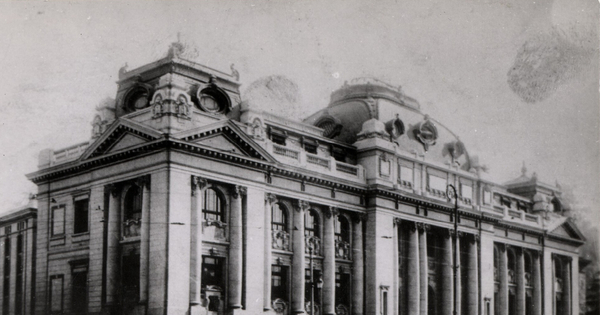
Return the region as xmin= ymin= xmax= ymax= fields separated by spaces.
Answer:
xmin=0 ymin=0 xmax=598 ymax=221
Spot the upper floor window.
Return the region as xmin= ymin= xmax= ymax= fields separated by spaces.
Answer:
xmin=524 ymin=251 xmax=532 ymax=287
xmin=335 ymin=215 xmax=350 ymax=243
xmin=507 ymin=248 xmax=516 ymax=285
xmin=305 ymin=210 xmax=320 ymax=238
xmin=271 ymin=203 xmax=288 ymax=232
xmin=203 ymin=188 xmax=224 ymax=222
xmin=73 ymin=196 xmax=89 ymax=234
xmin=123 ymin=185 xmax=142 ymax=238
xmin=51 ymin=205 xmax=65 ymax=237
xmin=398 ymin=165 xmax=413 ymax=188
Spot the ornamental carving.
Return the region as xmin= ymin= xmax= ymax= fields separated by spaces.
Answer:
xmin=122 ymin=219 xmax=141 ymax=238
xmin=336 ymin=304 xmax=349 ymax=315
xmin=305 ymin=301 xmax=320 ymax=315
xmin=272 ymin=230 xmax=291 ymax=251
xmin=414 ymin=117 xmax=438 ymax=151
xmin=305 ymin=236 xmax=321 ymax=255
xmin=296 ymin=200 xmax=310 ymax=212
xmin=335 ymin=239 xmax=351 ymax=260
xmin=525 ymin=272 xmax=532 ymax=287
xmin=230 ymin=185 xmax=247 ymax=199
xmin=272 ymin=299 xmax=288 ymax=314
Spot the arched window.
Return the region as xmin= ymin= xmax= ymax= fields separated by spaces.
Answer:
xmin=305 ymin=210 xmax=320 ymax=238
xmin=123 ymin=185 xmax=142 ymax=237
xmin=203 ymin=188 xmax=224 ymax=222
xmin=335 ymin=215 xmax=350 ymax=243
xmin=272 ymin=203 xmax=288 ymax=232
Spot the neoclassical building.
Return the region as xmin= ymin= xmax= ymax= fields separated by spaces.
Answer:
xmin=25 ymin=44 xmax=585 ymax=315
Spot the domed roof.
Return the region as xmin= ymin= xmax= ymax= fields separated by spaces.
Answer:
xmin=304 ymin=79 xmax=472 ymax=171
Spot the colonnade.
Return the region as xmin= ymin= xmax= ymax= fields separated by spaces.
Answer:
xmin=400 ymin=221 xmax=479 ymax=315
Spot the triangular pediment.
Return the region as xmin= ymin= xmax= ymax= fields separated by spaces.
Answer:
xmin=549 ymin=220 xmax=586 ymax=241
xmin=80 ymin=118 xmax=162 ymax=160
xmin=176 ymin=120 xmax=276 ymax=163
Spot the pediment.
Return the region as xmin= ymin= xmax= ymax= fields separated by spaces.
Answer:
xmin=177 ymin=121 xmax=276 ymax=163
xmin=80 ymin=119 xmax=162 ymax=160
xmin=549 ymin=220 xmax=585 ymax=241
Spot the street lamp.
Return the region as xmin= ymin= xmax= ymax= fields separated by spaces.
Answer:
xmin=446 ymin=184 xmax=459 ymax=315
xmin=307 ymin=235 xmax=321 ymax=315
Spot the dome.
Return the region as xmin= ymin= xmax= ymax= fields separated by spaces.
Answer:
xmin=304 ymin=79 xmax=472 ymax=171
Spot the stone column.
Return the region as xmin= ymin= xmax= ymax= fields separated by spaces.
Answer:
xmin=105 ymin=184 xmax=120 ymax=306
xmin=467 ymin=235 xmax=479 ymax=315
xmin=190 ymin=176 xmax=207 ymax=306
xmin=407 ymin=222 xmax=420 ymax=315
xmin=532 ymin=251 xmax=542 ymax=315
xmin=498 ymin=245 xmax=508 ymax=315
xmin=563 ymin=257 xmax=571 ymax=315
xmin=264 ymin=193 xmax=277 ymax=311
xmin=322 ymin=207 xmax=337 ymax=315
xmin=139 ymin=176 xmax=151 ymax=303
xmin=456 ymin=232 xmax=462 ymax=315
xmin=441 ymin=229 xmax=454 ymax=315
xmin=352 ymin=214 xmax=365 ymax=315
xmin=292 ymin=200 xmax=309 ymax=314
xmin=228 ymin=185 xmax=246 ymax=309
xmin=418 ymin=223 xmax=429 ymax=315
xmin=516 ymin=249 xmax=525 ymax=315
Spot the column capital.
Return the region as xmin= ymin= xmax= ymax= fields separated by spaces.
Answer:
xmin=230 ymin=185 xmax=247 ymax=199
xmin=457 ymin=231 xmax=465 ymax=238
xmin=471 ymin=233 xmax=480 ymax=243
xmin=295 ymin=200 xmax=310 ymax=212
xmin=417 ymin=222 xmax=430 ymax=232
xmin=107 ymin=183 xmax=120 ymax=197
xmin=406 ymin=221 xmax=418 ymax=232
xmin=442 ymin=229 xmax=455 ymax=239
xmin=191 ymin=176 xmax=208 ymax=195
xmin=354 ymin=212 xmax=367 ymax=224
xmin=324 ymin=206 xmax=339 ymax=218
xmin=393 ymin=217 xmax=401 ymax=226
xmin=265 ymin=193 xmax=278 ymax=205
xmin=136 ymin=175 xmax=151 ymax=188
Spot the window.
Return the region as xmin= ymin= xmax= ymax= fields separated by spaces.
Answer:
xmin=3 ymin=237 xmax=10 ymax=314
xmin=49 ymin=275 xmax=64 ymax=314
xmin=524 ymin=252 xmax=533 ymax=315
xmin=507 ymin=249 xmax=517 ymax=315
xmin=73 ymin=197 xmax=89 ymax=234
xmin=202 ymin=256 xmax=225 ymax=289
xmin=335 ymin=215 xmax=350 ymax=243
xmin=271 ymin=265 xmax=288 ymax=302
xmin=305 ymin=210 xmax=320 ymax=238
xmin=398 ymin=165 xmax=413 ymax=188
xmin=15 ymin=234 xmax=23 ymax=315
xmin=427 ymin=173 xmax=447 ymax=192
xmin=335 ymin=270 xmax=351 ymax=309
xmin=51 ymin=205 xmax=65 ymax=236
xmin=123 ymin=186 xmax=142 ymax=238
xmin=71 ymin=263 xmax=88 ymax=315
xmin=203 ymin=188 xmax=224 ymax=222
xmin=271 ymin=203 xmax=288 ymax=232
xmin=305 ymin=269 xmax=322 ymax=307
xmin=121 ymin=249 xmax=140 ymax=305
xmin=303 ymin=138 xmax=319 ymax=154
xmin=269 ymin=128 xmax=288 ymax=146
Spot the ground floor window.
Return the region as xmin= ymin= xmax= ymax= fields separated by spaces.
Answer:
xmin=271 ymin=265 xmax=289 ymax=302
xmin=49 ymin=275 xmax=64 ymax=314
xmin=335 ymin=270 xmax=350 ymax=311
xmin=202 ymin=256 xmax=225 ymax=312
xmin=71 ymin=261 xmax=88 ymax=315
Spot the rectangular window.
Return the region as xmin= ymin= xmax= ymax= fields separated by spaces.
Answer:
xmin=51 ymin=206 xmax=65 ymax=236
xmin=271 ymin=265 xmax=288 ymax=302
xmin=398 ymin=165 xmax=413 ymax=188
xmin=335 ymin=271 xmax=351 ymax=308
xmin=15 ymin=234 xmax=23 ymax=315
xmin=3 ymin=237 xmax=10 ymax=314
xmin=49 ymin=275 xmax=64 ymax=314
xmin=427 ymin=173 xmax=447 ymax=192
xmin=305 ymin=269 xmax=322 ymax=306
xmin=73 ymin=197 xmax=89 ymax=234
xmin=202 ymin=256 xmax=225 ymax=289
xmin=71 ymin=265 xmax=88 ymax=314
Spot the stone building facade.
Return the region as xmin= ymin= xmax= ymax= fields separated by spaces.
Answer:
xmin=0 ymin=199 xmax=37 ymax=315
xmin=24 ymin=45 xmax=585 ymax=315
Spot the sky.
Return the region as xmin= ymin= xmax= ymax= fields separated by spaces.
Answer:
xmin=0 ymin=0 xmax=598 ymax=222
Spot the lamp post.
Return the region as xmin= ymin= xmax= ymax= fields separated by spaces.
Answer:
xmin=447 ymin=184 xmax=459 ymax=315
xmin=307 ymin=236 xmax=322 ymax=315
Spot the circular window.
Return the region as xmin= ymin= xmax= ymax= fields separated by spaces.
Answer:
xmin=200 ymin=94 xmax=220 ymax=112
xmin=124 ymin=87 xmax=151 ymax=112
xmin=196 ymin=87 xmax=230 ymax=114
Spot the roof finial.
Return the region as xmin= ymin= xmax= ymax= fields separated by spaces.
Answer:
xmin=230 ymin=63 xmax=240 ymax=81
xmin=521 ymin=161 xmax=527 ymax=176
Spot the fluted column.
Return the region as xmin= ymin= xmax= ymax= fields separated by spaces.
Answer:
xmin=467 ymin=235 xmax=479 ymax=315
xmin=532 ymin=251 xmax=542 ymax=315
xmin=264 ymin=193 xmax=277 ymax=310
xmin=139 ymin=176 xmax=151 ymax=302
xmin=190 ymin=176 xmax=207 ymax=305
xmin=563 ymin=257 xmax=571 ymax=315
xmin=516 ymin=249 xmax=525 ymax=315
xmin=323 ymin=207 xmax=337 ymax=315
xmin=352 ymin=214 xmax=365 ymax=315
xmin=441 ymin=230 xmax=454 ymax=315
xmin=407 ymin=222 xmax=420 ymax=315
xmin=498 ymin=245 xmax=508 ymax=315
xmin=105 ymin=184 xmax=120 ymax=305
xmin=292 ymin=200 xmax=309 ymax=314
xmin=418 ymin=223 xmax=429 ymax=315
xmin=228 ymin=185 xmax=246 ymax=309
